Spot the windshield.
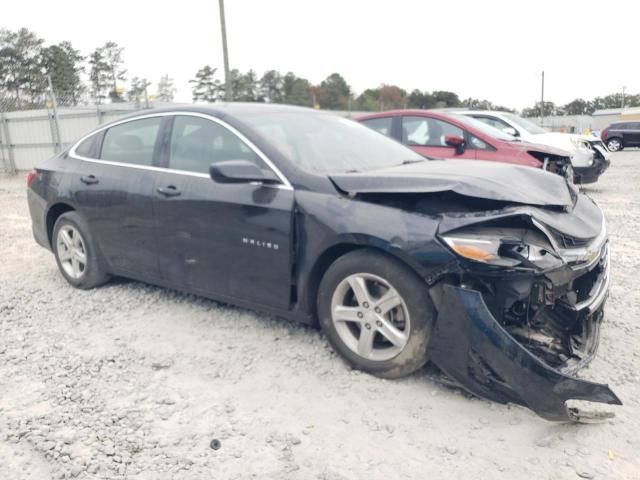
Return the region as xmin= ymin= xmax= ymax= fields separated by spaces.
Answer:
xmin=235 ymin=112 xmax=424 ymax=173
xmin=450 ymin=114 xmax=515 ymax=141
xmin=502 ymin=113 xmax=546 ymax=134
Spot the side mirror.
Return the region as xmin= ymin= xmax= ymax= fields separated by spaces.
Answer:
xmin=444 ymin=135 xmax=466 ymax=154
xmin=502 ymin=126 xmax=518 ymax=137
xmin=210 ymin=160 xmax=281 ymax=184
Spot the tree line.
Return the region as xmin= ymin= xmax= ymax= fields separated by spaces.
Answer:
xmin=1 ymin=27 xmax=637 ymax=115
xmin=0 ymin=28 xmax=175 ymax=107
xmin=522 ymin=94 xmax=640 ymax=118
xmin=189 ymin=66 xmax=516 ymax=112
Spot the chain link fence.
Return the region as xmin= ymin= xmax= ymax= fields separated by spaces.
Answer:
xmin=0 ymin=91 xmax=164 ymax=173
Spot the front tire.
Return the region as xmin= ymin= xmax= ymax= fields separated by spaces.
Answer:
xmin=606 ymin=137 xmax=622 ymax=152
xmin=317 ymin=249 xmax=436 ymax=379
xmin=52 ymin=211 xmax=109 ymax=289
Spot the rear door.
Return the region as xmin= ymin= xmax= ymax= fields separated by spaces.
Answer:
xmin=628 ymin=122 xmax=640 ymax=146
xmin=400 ymin=116 xmax=476 ymax=159
xmin=70 ymin=116 xmax=164 ymax=279
xmin=153 ymin=114 xmax=294 ymax=309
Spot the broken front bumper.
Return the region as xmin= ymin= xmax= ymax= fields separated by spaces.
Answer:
xmin=428 ymin=285 xmax=621 ymax=422
xmin=574 ymin=145 xmax=610 ymax=184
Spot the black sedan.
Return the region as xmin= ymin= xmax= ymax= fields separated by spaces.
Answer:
xmin=27 ymin=104 xmax=620 ymax=421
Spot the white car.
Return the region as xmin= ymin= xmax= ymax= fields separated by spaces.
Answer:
xmin=458 ymin=111 xmax=610 ymax=184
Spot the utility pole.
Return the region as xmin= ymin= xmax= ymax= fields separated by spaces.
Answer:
xmin=622 ymin=86 xmax=627 ymax=109
xmin=218 ymin=0 xmax=231 ymax=101
xmin=540 ymin=70 xmax=545 ymax=128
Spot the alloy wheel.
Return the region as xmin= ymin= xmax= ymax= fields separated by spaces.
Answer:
xmin=330 ymin=273 xmax=410 ymax=361
xmin=56 ymin=225 xmax=87 ymax=279
xmin=607 ymin=139 xmax=621 ymax=152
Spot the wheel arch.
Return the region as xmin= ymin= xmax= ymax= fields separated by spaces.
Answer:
xmin=299 ymin=238 xmax=429 ymax=324
xmin=606 ymin=136 xmax=623 ymax=148
xmin=46 ymin=202 xmax=76 ymax=247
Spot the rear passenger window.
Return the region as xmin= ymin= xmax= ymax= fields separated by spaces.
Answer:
xmin=361 ymin=117 xmax=393 ymax=137
xmin=168 ymin=115 xmax=264 ymax=174
xmin=100 ymin=117 xmax=162 ymax=165
xmin=75 ymin=134 xmax=99 ymax=158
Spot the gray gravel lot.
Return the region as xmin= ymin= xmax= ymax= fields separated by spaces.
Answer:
xmin=1 ymin=152 xmax=640 ymax=479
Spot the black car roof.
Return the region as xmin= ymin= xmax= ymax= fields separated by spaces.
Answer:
xmin=611 ymin=120 xmax=637 ymax=125
xmin=134 ymin=102 xmax=323 ymax=118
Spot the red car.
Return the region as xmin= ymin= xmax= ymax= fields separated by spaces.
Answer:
xmin=356 ymin=110 xmax=572 ymax=177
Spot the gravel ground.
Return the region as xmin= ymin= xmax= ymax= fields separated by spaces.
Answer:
xmin=1 ymin=152 xmax=640 ymax=480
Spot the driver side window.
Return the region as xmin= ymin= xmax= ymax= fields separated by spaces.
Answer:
xmin=168 ymin=115 xmax=265 ymax=174
xmin=401 ymin=116 xmax=463 ymax=147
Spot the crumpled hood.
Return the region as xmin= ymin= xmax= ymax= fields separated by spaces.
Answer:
xmin=330 ymin=160 xmax=574 ymax=208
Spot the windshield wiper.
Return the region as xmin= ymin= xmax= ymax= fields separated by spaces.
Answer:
xmin=399 ymin=158 xmax=426 ymax=165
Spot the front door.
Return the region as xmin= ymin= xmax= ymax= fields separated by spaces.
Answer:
xmin=153 ymin=114 xmax=294 ymax=310
xmin=400 ymin=116 xmax=476 ymax=160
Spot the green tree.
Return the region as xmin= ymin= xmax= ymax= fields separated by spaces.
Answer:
xmin=0 ymin=28 xmax=46 ymax=106
xmin=562 ymin=98 xmax=591 ymax=115
xmin=356 ymin=85 xmax=406 ymax=110
xmin=407 ymin=89 xmax=432 ymax=109
xmin=431 ymin=90 xmax=461 ymax=108
xmin=127 ymin=77 xmax=150 ymax=105
xmin=230 ymin=69 xmax=259 ymax=102
xmin=315 ymin=73 xmax=351 ymax=110
xmin=522 ymin=101 xmax=556 ymax=117
xmin=156 ymin=74 xmax=176 ymax=102
xmin=42 ymin=41 xmax=84 ymax=105
xmin=88 ymin=49 xmax=110 ymax=104
xmin=190 ymin=65 xmax=223 ymax=102
xmin=91 ymin=42 xmax=126 ymax=102
xmin=259 ymin=70 xmax=284 ymax=103
xmin=356 ymin=88 xmax=380 ymax=111
xmin=282 ymin=72 xmax=312 ymax=106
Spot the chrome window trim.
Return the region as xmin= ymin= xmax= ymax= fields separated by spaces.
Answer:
xmin=68 ymin=110 xmax=293 ymax=190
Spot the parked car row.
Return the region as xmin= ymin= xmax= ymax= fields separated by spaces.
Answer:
xmin=27 ymin=104 xmax=620 ymax=422
xmin=357 ymin=109 xmax=611 ymax=184
xmin=357 ymin=110 xmax=573 ymax=178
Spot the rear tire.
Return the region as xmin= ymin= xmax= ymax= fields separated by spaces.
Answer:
xmin=317 ymin=249 xmax=435 ymax=379
xmin=52 ymin=211 xmax=109 ymax=289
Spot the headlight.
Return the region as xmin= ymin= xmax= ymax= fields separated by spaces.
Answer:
xmin=442 ymin=233 xmax=563 ymax=270
xmin=570 ymin=138 xmax=592 ymax=151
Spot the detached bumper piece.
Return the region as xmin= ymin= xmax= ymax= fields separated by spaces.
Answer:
xmin=574 ymin=153 xmax=610 ymax=184
xmin=429 ymin=285 xmax=621 ymax=422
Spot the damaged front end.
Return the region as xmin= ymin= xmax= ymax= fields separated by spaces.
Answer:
xmin=428 ymin=205 xmax=621 ymax=422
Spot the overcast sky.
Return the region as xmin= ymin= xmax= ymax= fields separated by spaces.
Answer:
xmin=3 ymin=0 xmax=639 ymax=109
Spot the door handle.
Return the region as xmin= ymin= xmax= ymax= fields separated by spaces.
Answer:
xmin=157 ymin=185 xmax=181 ymax=197
xmin=80 ymin=175 xmax=99 ymax=185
